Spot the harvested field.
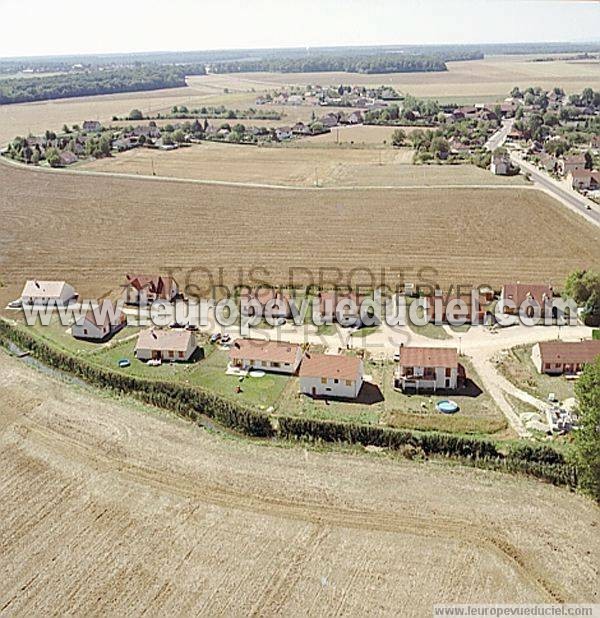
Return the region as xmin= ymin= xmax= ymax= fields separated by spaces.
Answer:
xmin=0 ymin=161 xmax=598 ymax=307
xmin=0 ymin=351 xmax=599 ymax=614
xmin=187 ymin=54 xmax=600 ymax=101
xmin=78 ymin=141 xmax=525 ymax=187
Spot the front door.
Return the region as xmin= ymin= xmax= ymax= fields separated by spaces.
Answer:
xmin=152 ymin=350 xmax=162 ymax=360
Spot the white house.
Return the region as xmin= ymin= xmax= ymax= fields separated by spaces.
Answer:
xmin=71 ymin=300 xmax=126 ymax=341
xmin=135 ymin=329 xmax=197 ymax=362
xmin=275 ymin=127 xmax=293 ymax=141
xmin=21 ymin=280 xmax=77 ymax=306
xmin=491 ymin=154 xmax=512 ymax=175
xmin=229 ymin=339 xmax=302 ymax=374
xmin=395 ymin=346 xmax=459 ymax=392
xmin=532 ymin=340 xmax=600 ymax=375
xmin=299 ymin=352 xmax=364 ymax=399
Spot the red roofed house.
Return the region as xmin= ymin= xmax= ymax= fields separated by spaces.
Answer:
xmin=568 ymin=169 xmax=600 ymax=191
xmin=532 ymin=340 xmax=600 ymax=375
xmin=229 ymin=339 xmax=302 ymax=374
xmin=425 ymin=291 xmax=487 ymax=324
xmin=71 ymin=300 xmax=126 ymax=341
xmin=395 ymin=346 xmax=460 ymax=392
xmin=500 ymin=283 xmax=554 ymax=317
xmin=123 ymin=274 xmax=179 ymax=306
xmin=240 ymin=288 xmax=291 ymax=319
xmin=299 ymin=352 xmax=364 ymax=399
xmin=557 ymin=154 xmax=587 ymax=177
xmin=135 ymin=329 xmax=197 ymax=362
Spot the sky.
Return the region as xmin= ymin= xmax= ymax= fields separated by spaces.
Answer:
xmin=0 ymin=0 xmax=599 ymax=58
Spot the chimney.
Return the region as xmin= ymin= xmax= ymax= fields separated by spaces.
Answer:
xmin=34 ymin=280 xmax=40 ymax=288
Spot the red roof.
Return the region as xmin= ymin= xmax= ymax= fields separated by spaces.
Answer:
xmin=502 ymin=283 xmax=553 ymax=307
xmin=299 ymin=352 xmax=362 ymax=381
xmin=538 ymin=340 xmax=600 ymax=365
xmin=229 ymin=339 xmax=300 ymax=364
xmin=399 ymin=346 xmax=458 ymax=369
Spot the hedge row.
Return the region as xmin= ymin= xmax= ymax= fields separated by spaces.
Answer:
xmin=0 ymin=319 xmax=577 ymax=488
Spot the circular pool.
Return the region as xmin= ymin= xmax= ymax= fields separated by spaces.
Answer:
xmin=437 ymin=400 xmax=460 ymax=414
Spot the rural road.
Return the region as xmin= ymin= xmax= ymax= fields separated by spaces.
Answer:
xmin=511 ymin=154 xmax=600 ymax=228
xmin=485 ymin=118 xmax=514 ymax=152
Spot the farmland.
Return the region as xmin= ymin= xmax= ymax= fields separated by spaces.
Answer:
xmin=1 ymin=162 xmax=599 ymax=308
xmin=2 ymin=54 xmax=600 ymax=148
xmin=1 ymin=350 xmax=599 ymax=613
xmin=78 ymin=141 xmax=527 ymax=187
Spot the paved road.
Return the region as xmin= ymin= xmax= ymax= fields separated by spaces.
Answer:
xmin=513 ymin=155 xmax=600 ymax=228
xmin=485 ymin=118 xmax=514 ymax=152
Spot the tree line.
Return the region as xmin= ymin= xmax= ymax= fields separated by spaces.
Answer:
xmin=0 ymin=64 xmax=206 ymax=105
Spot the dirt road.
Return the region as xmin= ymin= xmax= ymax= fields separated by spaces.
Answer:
xmin=0 ymin=350 xmax=598 ymax=615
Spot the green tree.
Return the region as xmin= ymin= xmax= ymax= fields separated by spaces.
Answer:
xmin=99 ymin=136 xmax=112 ymax=156
xmin=573 ymin=357 xmax=600 ymax=501
xmin=565 ymin=270 xmax=600 ymax=327
xmin=45 ymin=147 xmax=61 ymax=167
xmin=172 ymin=129 xmax=186 ymax=144
xmin=128 ymin=109 xmax=143 ymax=121
xmin=391 ymin=128 xmax=406 ymax=147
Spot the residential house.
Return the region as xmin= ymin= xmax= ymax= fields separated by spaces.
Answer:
xmin=82 ymin=120 xmax=102 ymax=133
xmin=59 ymin=151 xmax=78 ymax=166
xmin=538 ymin=153 xmax=559 ymax=174
xmin=320 ymin=113 xmax=339 ymax=128
xmin=317 ymin=291 xmax=374 ymax=326
xmin=347 ymin=111 xmax=364 ymax=124
xmin=292 ymin=122 xmax=311 ymax=135
xmin=558 ymin=154 xmax=587 ymax=177
xmin=135 ymin=329 xmax=197 ymax=362
xmin=299 ymin=352 xmax=364 ymax=399
xmin=590 ymin=135 xmax=600 ymax=152
xmin=21 ymin=280 xmax=77 ymax=306
xmin=228 ymin=338 xmax=302 ymax=374
xmin=531 ymin=340 xmax=600 ymax=375
xmin=275 ymin=127 xmax=293 ymax=141
xmin=123 ymin=274 xmax=179 ymax=306
xmin=71 ymin=300 xmax=126 ymax=341
xmin=395 ymin=346 xmax=460 ymax=392
xmin=491 ymin=153 xmax=513 ymax=175
xmin=568 ymin=169 xmax=600 ymax=191
xmin=425 ymin=292 xmax=487 ymax=324
xmin=500 ymin=283 xmax=554 ymax=316
xmin=240 ymin=288 xmax=291 ymax=319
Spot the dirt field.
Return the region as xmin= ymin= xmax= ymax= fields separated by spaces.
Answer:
xmin=0 ymin=161 xmax=598 ymax=306
xmin=0 ymin=350 xmax=598 ymax=614
xmin=78 ymin=141 xmax=527 ymax=187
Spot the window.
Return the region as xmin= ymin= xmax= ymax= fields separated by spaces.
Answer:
xmin=345 ymin=380 xmax=353 ymax=386
xmin=321 ymin=377 xmax=327 ymax=384
xmin=334 ymin=379 xmax=339 ymax=384
xmin=178 ymin=351 xmax=184 ymax=359
xmin=83 ymin=328 xmax=88 ymax=335
xmin=545 ymin=363 xmax=551 ymax=370
xmin=168 ymin=350 xmax=174 ymax=358
xmin=445 ymin=368 xmax=451 ymax=377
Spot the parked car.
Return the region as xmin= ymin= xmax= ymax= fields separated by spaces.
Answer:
xmin=186 ymin=324 xmax=199 ymax=332
xmin=221 ymin=334 xmax=232 ymax=344
xmin=210 ymin=333 xmax=222 ymax=343
xmin=170 ymin=322 xmax=185 ymax=329
xmin=393 ymin=352 xmax=400 ymax=362
xmin=7 ymin=299 xmax=22 ymax=309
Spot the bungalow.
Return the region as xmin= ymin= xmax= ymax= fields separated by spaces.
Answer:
xmin=299 ymin=352 xmax=364 ymax=399
xmin=71 ymin=300 xmax=126 ymax=341
xmin=557 ymin=154 xmax=587 ymax=177
xmin=395 ymin=346 xmax=460 ymax=392
xmin=500 ymin=283 xmax=554 ymax=316
xmin=82 ymin=120 xmax=102 ymax=133
xmin=59 ymin=151 xmax=78 ymax=166
xmin=532 ymin=340 xmax=600 ymax=375
xmin=135 ymin=329 xmax=197 ymax=362
xmin=123 ymin=274 xmax=179 ymax=306
xmin=228 ymin=338 xmax=302 ymax=374
xmin=568 ymin=169 xmax=600 ymax=191
xmin=21 ymin=280 xmax=77 ymax=306
xmin=538 ymin=153 xmax=559 ymax=173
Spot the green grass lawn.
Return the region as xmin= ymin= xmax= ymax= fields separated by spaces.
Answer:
xmin=350 ymin=325 xmax=380 ymax=338
xmin=316 ymin=323 xmax=337 ymax=336
xmin=497 ymin=344 xmax=575 ymax=403
xmin=407 ymin=321 xmax=452 ymax=340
